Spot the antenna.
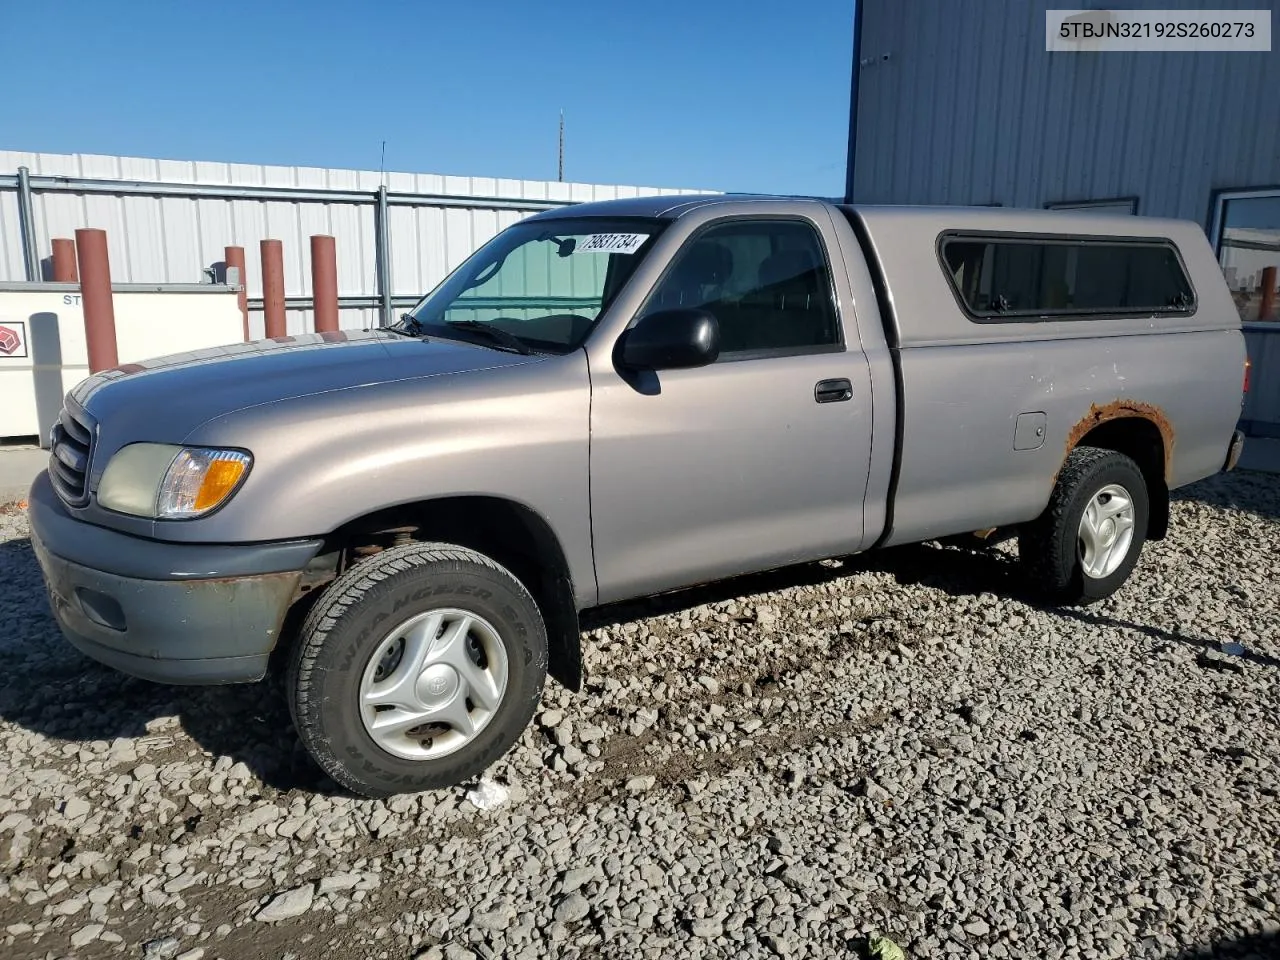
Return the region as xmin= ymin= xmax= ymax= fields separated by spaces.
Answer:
xmin=558 ymin=110 xmax=564 ymax=182
xmin=380 ymin=140 xmax=387 ymax=186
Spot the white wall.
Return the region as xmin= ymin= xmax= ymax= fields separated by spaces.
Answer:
xmin=0 ymin=287 xmax=243 ymax=442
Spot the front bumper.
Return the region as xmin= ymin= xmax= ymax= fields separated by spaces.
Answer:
xmin=27 ymin=471 xmax=324 ymax=685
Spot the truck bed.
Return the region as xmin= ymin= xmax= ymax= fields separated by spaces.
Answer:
xmin=838 ymin=204 xmax=1245 ymax=546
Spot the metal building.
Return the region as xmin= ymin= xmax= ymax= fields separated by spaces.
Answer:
xmin=846 ymin=0 xmax=1280 ymax=433
xmin=0 ymin=151 xmax=710 ymax=336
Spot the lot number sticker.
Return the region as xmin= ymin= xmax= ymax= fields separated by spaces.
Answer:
xmin=576 ymin=233 xmax=649 ymax=254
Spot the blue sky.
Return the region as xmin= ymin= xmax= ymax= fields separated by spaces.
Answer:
xmin=2 ymin=0 xmax=856 ymax=196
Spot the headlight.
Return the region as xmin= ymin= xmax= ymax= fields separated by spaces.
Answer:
xmin=98 ymin=444 xmax=252 ymax=519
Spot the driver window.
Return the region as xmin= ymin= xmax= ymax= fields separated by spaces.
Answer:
xmin=645 ymin=219 xmax=840 ymax=355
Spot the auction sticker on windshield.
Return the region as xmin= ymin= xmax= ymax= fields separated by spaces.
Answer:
xmin=576 ymin=233 xmax=649 ymax=254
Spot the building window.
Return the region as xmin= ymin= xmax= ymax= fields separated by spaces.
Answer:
xmin=1211 ymin=189 xmax=1280 ymax=324
xmin=1046 ymin=197 xmax=1139 ymax=216
xmin=939 ymin=234 xmax=1194 ymax=320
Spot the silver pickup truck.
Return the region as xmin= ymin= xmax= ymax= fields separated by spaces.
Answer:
xmin=28 ymin=195 xmax=1248 ymax=796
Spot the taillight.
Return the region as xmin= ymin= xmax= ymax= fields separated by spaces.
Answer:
xmin=1243 ymin=357 xmax=1251 ymax=394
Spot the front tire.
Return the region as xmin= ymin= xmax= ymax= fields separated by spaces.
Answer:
xmin=1020 ymin=446 xmax=1149 ymax=606
xmin=287 ymin=542 xmax=547 ymax=798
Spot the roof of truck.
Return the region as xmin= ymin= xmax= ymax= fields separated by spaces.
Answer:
xmin=524 ymin=193 xmax=767 ymax=220
xmin=526 ymin=194 xmax=1196 ymax=236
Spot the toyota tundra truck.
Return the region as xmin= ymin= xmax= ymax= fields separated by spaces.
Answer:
xmin=27 ymin=195 xmax=1248 ymax=797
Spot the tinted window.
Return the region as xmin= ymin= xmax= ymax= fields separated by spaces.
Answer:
xmin=941 ymin=236 xmax=1195 ymax=319
xmin=644 ymin=220 xmax=839 ymax=354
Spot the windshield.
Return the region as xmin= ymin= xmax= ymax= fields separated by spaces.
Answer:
xmin=401 ymin=217 xmax=668 ymax=353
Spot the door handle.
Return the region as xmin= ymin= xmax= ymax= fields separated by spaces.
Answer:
xmin=814 ymin=378 xmax=853 ymax=403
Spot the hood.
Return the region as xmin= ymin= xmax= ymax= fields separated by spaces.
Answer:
xmin=70 ymin=329 xmax=542 ymax=443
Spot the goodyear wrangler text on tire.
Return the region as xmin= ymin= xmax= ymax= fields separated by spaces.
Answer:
xmin=286 ymin=541 xmax=548 ymax=798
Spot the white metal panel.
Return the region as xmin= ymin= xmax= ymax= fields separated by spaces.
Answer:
xmin=242 ymin=306 xmax=378 ymax=339
xmin=158 ymin=197 xmax=200 ymax=283
xmin=1 ymin=151 xmax=713 ymax=334
xmin=0 ymin=192 xmax=24 ymax=281
xmin=228 ymin=200 xmax=268 ymax=288
xmin=341 ymin=307 xmax=381 ymax=331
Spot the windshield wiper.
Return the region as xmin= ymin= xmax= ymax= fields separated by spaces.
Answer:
xmin=445 ymin=320 xmax=533 ymax=355
xmin=385 ymin=313 xmax=426 ymax=337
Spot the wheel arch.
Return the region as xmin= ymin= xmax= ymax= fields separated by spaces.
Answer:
xmin=304 ymin=495 xmax=582 ymax=691
xmin=1063 ymin=404 xmax=1171 ymax=540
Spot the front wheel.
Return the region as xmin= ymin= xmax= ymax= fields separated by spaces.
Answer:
xmin=287 ymin=542 xmax=547 ymax=797
xmin=1020 ymin=446 xmax=1150 ymax=605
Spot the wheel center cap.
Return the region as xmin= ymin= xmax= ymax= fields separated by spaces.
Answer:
xmin=1099 ymin=518 xmax=1117 ymax=545
xmin=416 ymin=663 xmax=459 ymax=705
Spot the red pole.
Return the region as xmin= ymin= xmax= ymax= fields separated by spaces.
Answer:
xmin=74 ymin=229 xmax=119 ymax=374
xmin=52 ymin=238 xmax=78 ymax=282
xmin=260 ymin=239 xmax=287 ymax=339
xmin=224 ymin=245 xmax=249 ymax=341
xmin=1259 ymin=265 xmax=1278 ymax=322
xmin=310 ymin=235 xmax=339 ymax=333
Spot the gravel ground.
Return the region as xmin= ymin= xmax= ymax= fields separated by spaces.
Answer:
xmin=0 ymin=471 xmax=1277 ymax=960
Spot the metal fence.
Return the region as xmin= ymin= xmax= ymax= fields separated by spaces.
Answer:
xmin=0 ymin=151 xmax=711 ymax=336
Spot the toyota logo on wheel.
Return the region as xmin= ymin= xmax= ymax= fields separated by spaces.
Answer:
xmin=427 ymin=676 xmax=449 ymax=696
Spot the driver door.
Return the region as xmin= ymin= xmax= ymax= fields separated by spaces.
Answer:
xmin=587 ymin=213 xmax=875 ymax=604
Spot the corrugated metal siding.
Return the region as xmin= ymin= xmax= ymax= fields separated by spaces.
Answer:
xmin=0 ymin=191 xmax=23 ymax=281
xmin=852 ymin=0 xmax=1280 ymax=224
xmin=0 ymin=151 xmax=710 ymax=334
xmin=1243 ymin=324 xmax=1280 ymax=435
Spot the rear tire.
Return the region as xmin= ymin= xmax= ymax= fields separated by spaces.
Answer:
xmin=1020 ymin=446 xmax=1149 ymax=606
xmin=287 ymin=541 xmax=547 ymax=798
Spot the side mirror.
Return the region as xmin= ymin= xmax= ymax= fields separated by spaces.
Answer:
xmin=617 ymin=309 xmax=720 ymax=371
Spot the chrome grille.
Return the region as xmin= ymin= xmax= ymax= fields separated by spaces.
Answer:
xmin=49 ymin=407 xmax=94 ymax=506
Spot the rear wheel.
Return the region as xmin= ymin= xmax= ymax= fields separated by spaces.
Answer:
xmin=287 ymin=542 xmax=547 ymax=797
xmin=1020 ymin=446 xmax=1149 ymax=605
